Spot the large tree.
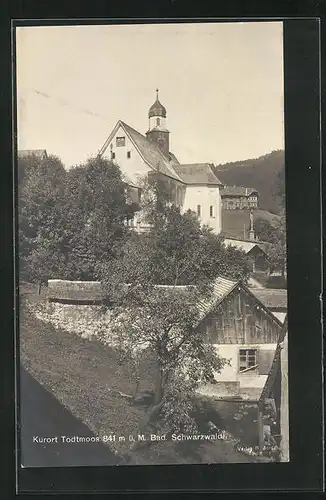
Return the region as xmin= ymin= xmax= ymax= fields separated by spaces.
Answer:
xmin=100 ymin=172 xmax=250 ymax=288
xmin=100 ymin=283 xmax=227 ymax=438
xmin=18 ymin=153 xmax=67 ymax=287
xmin=62 ymin=157 xmax=136 ymax=280
xmin=254 ymin=212 xmax=287 ymax=276
xmin=266 ymin=212 xmax=287 ymax=276
xmin=97 ymin=172 xmax=248 ymax=451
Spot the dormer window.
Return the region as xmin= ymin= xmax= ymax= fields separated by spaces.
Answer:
xmin=116 ymin=136 xmax=125 ymax=147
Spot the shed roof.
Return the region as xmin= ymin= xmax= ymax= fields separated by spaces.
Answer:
xmin=172 ymin=164 xmax=223 ymax=185
xmin=221 ymin=186 xmax=258 ymax=197
xmin=18 ymin=149 xmax=48 ymax=159
xmin=197 ymin=276 xmax=239 ymax=320
xmin=224 ymin=238 xmax=266 ymax=255
xmin=251 ymin=288 xmax=288 ymax=309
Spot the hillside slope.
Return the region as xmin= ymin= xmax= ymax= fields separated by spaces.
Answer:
xmin=222 ymin=209 xmax=280 ymax=240
xmin=213 ymin=150 xmax=285 ymax=214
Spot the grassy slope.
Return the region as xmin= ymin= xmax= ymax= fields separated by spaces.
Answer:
xmin=19 ymin=287 xmax=263 ymax=464
xmin=214 ymin=150 xmax=285 ymax=214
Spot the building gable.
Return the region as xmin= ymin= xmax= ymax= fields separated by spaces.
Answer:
xmin=199 ymin=281 xmax=282 ymax=345
xmin=98 ymin=120 xmax=182 ymax=186
xmin=98 ymin=121 xmax=153 ymax=186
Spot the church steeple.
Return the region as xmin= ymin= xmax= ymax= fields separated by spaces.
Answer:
xmin=146 ymin=89 xmax=170 ymax=158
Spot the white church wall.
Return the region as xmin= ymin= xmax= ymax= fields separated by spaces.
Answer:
xmin=183 ymin=185 xmax=222 ymax=234
xmin=102 ymin=125 xmax=151 ymax=186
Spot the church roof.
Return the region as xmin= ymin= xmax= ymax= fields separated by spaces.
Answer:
xmin=121 ymin=121 xmax=182 ymax=181
xmin=172 ymin=164 xmax=223 ymax=185
xmin=98 ymin=120 xmax=183 ymax=182
xmin=221 ymin=186 xmax=258 ymax=197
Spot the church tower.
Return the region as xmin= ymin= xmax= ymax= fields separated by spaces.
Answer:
xmin=146 ymin=89 xmax=170 ymax=158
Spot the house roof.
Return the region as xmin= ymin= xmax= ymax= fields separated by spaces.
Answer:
xmin=221 ymin=186 xmax=258 ymax=197
xmin=172 ymin=164 xmax=223 ymax=185
xmin=251 ymin=288 xmax=288 ymax=309
xmin=197 ymin=276 xmax=239 ymax=320
xmin=224 ymin=238 xmax=266 ymax=255
xmin=18 ymin=149 xmax=48 ymax=159
xmin=98 ymin=120 xmax=183 ymax=182
xmin=196 ymin=276 xmax=283 ymax=328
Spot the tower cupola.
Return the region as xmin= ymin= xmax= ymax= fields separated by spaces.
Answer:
xmin=146 ymin=89 xmax=170 ymax=158
xmin=148 ymin=89 xmax=167 ymax=118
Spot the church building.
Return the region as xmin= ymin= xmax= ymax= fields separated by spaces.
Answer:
xmin=97 ymin=90 xmax=223 ymax=233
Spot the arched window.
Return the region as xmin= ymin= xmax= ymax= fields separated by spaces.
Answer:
xmin=156 ymin=118 xmax=160 ymax=126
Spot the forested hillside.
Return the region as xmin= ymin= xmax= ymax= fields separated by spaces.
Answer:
xmin=213 ymin=150 xmax=285 ymax=214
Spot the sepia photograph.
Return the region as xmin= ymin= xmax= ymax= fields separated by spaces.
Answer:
xmin=16 ymin=21 xmax=289 ymax=467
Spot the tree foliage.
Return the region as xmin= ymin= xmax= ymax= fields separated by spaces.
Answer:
xmin=103 ymin=285 xmax=227 ymax=434
xmin=254 ymin=212 xmax=287 ymax=275
xmin=100 ymin=172 xmax=250 ymax=290
xmin=18 ymin=154 xmax=67 ymax=284
xmin=18 ymin=154 xmax=135 ymax=283
xmin=98 ymin=174 xmax=247 ymax=436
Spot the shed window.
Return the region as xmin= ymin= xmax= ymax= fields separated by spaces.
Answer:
xmin=116 ymin=136 xmax=125 ymax=147
xmin=197 ymin=205 xmax=201 ymax=216
xmin=127 ymin=151 xmax=131 ymax=159
xmin=239 ymin=348 xmax=258 ymax=373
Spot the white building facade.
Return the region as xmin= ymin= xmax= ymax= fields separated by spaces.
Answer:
xmin=97 ymin=91 xmax=223 ymax=234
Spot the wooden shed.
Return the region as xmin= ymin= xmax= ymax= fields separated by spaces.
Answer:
xmin=196 ymin=277 xmax=283 ymax=400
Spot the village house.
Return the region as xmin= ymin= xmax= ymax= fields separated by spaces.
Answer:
xmin=224 ymin=238 xmax=270 ymax=273
xmin=196 ymin=277 xmax=283 ymax=401
xmin=220 ymin=186 xmax=259 ymax=210
xmin=97 ymin=90 xmax=223 ymax=234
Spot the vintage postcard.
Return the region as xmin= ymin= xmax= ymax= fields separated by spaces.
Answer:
xmin=16 ymin=21 xmax=289 ymax=468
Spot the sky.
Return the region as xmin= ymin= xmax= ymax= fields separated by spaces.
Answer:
xmin=16 ymin=22 xmax=284 ymax=169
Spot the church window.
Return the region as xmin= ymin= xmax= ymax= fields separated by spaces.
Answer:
xmin=197 ymin=205 xmax=201 ymax=216
xmin=127 ymin=151 xmax=131 ymax=159
xmin=156 ymin=118 xmax=161 ymax=126
xmin=210 ymin=205 xmax=214 ymax=217
xmin=111 ymin=151 xmax=115 ymax=159
xmin=116 ymin=136 xmax=125 ymax=147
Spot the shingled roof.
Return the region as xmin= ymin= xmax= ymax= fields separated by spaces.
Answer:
xmin=224 ymin=238 xmax=267 ymax=255
xmin=98 ymin=120 xmax=182 ymax=182
xmin=251 ymin=288 xmax=288 ymax=309
xmin=221 ymin=186 xmax=258 ymax=197
xmin=197 ymin=276 xmax=239 ymax=321
xmin=172 ymin=164 xmax=223 ymax=185
xmin=18 ymin=149 xmax=48 ymax=159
